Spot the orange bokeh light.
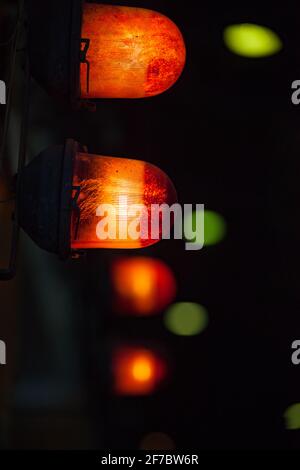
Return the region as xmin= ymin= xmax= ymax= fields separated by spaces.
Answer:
xmin=71 ymin=152 xmax=177 ymax=250
xmin=80 ymin=3 xmax=186 ymax=99
xmin=111 ymin=257 xmax=177 ymax=315
xmin=113 ymin=348 xmax=166 ymax=395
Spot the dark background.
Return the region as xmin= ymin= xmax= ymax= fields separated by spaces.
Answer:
xmin=1 ymin=0 xmax=300 ymax=450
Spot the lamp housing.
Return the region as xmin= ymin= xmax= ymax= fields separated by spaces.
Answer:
xmin=27 ymin=1 xmax=186 ymax=104
xmin=18 ymin=139 xmax=177 ymax=258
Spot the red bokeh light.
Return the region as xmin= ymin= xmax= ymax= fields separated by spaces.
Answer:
xmin=113 ymin=347 xmax=166 ymax=396
xmin=111 ymin=257 xmax=177 ymax=315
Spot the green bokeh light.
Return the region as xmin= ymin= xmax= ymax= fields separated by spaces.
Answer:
xmin=164 ymin=302 xmax=209 ymax=337
xmin=184 ymin=210 xmax=226 ymax=247
xmin=284 ymin=404 xmax=300 ymax=430
xmin=224 ymin=23 xmax=283 ymax=58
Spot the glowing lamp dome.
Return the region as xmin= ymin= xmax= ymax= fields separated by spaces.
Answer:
xmin=80 ymin=3 xmax=186 ymax=99
xmin=27 ymin=1 xmax=186 ymax=104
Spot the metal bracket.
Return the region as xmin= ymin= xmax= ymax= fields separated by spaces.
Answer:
xmin=80 ymin=38 xmax=90 ymax=95
xmin=72 ymin=185 xmax=81 ymax=241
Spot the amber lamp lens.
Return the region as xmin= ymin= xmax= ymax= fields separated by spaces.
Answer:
xmin=111 ymin=257 xmax=176 ymax=315
xmin=113 ymin=348 xmax=166 ymax=395
xmin=71 ymin=153 xmax=177 ymax=250
xmin=80 ymin=3 xmax=186 ymax=98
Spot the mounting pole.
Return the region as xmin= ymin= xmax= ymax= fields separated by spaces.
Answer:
xmin=0 ymin=2 xmax=29 ymax=281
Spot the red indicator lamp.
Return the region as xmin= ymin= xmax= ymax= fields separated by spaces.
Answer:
xmin=111 ymin=257 xmax=177 ymax=316
xmin=18 ymin=140 xmax=177 ymax=258
xmin=80 ymin=3 xmax=186 ymax=99
xmin=27 ymin=1 xmax=186 ymax=104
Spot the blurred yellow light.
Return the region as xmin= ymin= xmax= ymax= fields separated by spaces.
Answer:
xmin=111 ymin=257 xmax=177 ymax=316
xmin=164 ymin=302 xmax=209 ymax=336
xmin=224 ymin=23 xmax=282 ymax=58
xmin=284 ymin=404 xmax=300 ymax=430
